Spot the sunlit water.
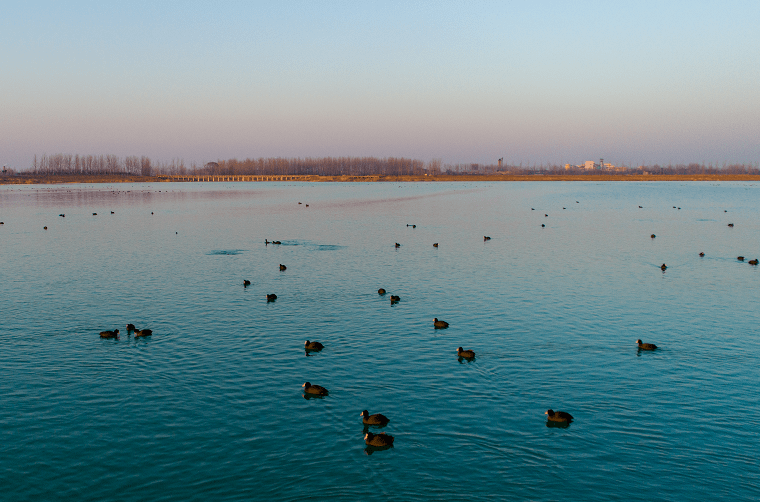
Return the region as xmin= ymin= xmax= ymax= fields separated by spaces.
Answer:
xmin=1 ymin=181 xmax=759 ymax=501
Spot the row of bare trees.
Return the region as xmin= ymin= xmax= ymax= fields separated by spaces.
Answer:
xmin=26 ymin=154 xmax=760 ymax=177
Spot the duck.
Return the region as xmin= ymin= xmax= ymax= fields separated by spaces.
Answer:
xmin=59 ymin=214 xmax=65 ymax=217
xmin=395 ymin=242 xmax=401 ymax=248
xmin=364 ymin=431 xmax=394 ymax=447
xmin=433 ymin=318 xmax=449 ymax=329
xmin=457 ymin=347 xmax=475 ymax=359
xmin=433 ymin=243 xmax=438 ymax=247
xmin=110 ymin=211 xmax=114 ymax=214
xmin=302 ymin=382 xmax=328 ymax=396
xmin=390 ymin=295 xmax=400 ymax=303
xmin=737 ymin=256 xmax=745 ymax=261
xmin=266 ymin=294 xmax=277 ymax=301
xmin=699 ymin=252 xmax=705 ymax=257
xmin=483 ymin=236 xmax=491 ymax=241
xmin=126 ymin=323 xmax=136 ymax=331
xmin=651 ymin=234 xmax=656 ymax=239
xmin=749 ymin=259 xmax=759 ymax=265
xmin=639 ymin=205 xmax=643 ymax=208
xmin=273 ymin=241 xmax=282 ymax=245
xmin=243 ymin=280 xmax=251 ymax=287
xmin=377 ymin=288 xmax=386 ymax=295
xmin=134 ymin=329 xmax=152 ymax=337
xmin=545 ymin=214 xmax=548 ymax=217
xmin=636 ymin=339 xmax=657 ymax=350
xmin=43 ymin=226 xmax=47 ymax=230
xmin=661 ymin=264 xmax=667 ymax=271
xmin=279 ymin=264 xmax=287 ymax=271
xmin=99 ymin=329 xmax=119 ymax=339
xmin=298 ymin=202 xmax=302 ymax=204
xmin=304 ymin=340 xmax=324 ymax=351
xmin=92 ymin=213 xmax=97 ymax=216
xmin=545 ymin=409 xmax=573 ymax=423
xmin=360 ymin=410 xmax=390 ymax=426
xmin=728 ymin=223 xmax=734 ymax=227
xmin=541 ymin=224 xmax=545 ymax=227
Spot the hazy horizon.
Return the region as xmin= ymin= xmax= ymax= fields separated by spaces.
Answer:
xmin=2 ymin=1 xmax=759 ymax=170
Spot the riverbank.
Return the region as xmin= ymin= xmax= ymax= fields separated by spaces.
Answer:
xmin=2 ymin=173 xmax=760 ymax=185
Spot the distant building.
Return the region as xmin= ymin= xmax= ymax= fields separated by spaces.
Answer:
xmin=584 ymin=161 xmax=598 ymax=170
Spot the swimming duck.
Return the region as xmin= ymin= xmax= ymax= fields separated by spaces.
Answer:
xmin=749 ymin=259 xmax=759 ymax=265
xmin=243 ymin=280 xmax=251 ymax=287
xmin=545 ymin=409 xmax=573 ymax=423
xmin=541 ymin=224 xmax=545 ymax=227
xmin=390 ymin=295 xmax=400 ymax=303
xmin=737 ymin=256 xmax=744 ymax=261
xmin=266 ymin=294 xmax=277 ymax=301
xmin=302 ymin=382 xmax=328 ymax=396
xmin=43 ymin=226 xmax=47 ymax=230
xmin=699 ymin=252 xmax=705 ymax=257
xmin=433 ymin=243 xmax=438 ymax=247
xmin=361 ymin=410 xmax=390 ymax=426
xmin=395 ymin=242 xmax=401 ymax=248
xmin=99 ymin=329 xmax=119 ymax=339
xmin=126 ymin=324 xmax=136 ymax=331
xmin=433 ymin=318 xmax=449 ymax=329
xmin=92 ymin=213 xmax=97 ymax=216
xmin=279 ymin=264 xmax=287 ymax=271
xmin=484 ymin=236 xmax=491 ymax=241
xmin=728 ymin=223 xmax=734 ymax=227
xmin=364 ymin=431 xmax=394 ymax=447
xmin=661 ymin=264 xmax=667 ymax=271
xmin=59 ymin=214 xmax=65 ymax=217
xmin=636 ymin=339 xmax=657 ymax=350
xmin=304 ymin=340 xmax=324 ymax=351
xmin=457 ymin=347 xmax=475 ymax=359
xmin=273 ymin=241 xmax=282 ymax=245
xmin=134 ymin=329 xmax=152 ymax=337
xmin=651 ymin=234 xmax=656 ymax=239
xmin=377 ymin=288 xmax=386 ymax=295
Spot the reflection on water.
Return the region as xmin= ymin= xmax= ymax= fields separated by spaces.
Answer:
xmin=1 ymin=181 xmax=760 ymax=502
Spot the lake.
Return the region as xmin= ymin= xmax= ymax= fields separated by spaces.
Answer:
xmin=1 ymin=181 xmax=759 ymax=501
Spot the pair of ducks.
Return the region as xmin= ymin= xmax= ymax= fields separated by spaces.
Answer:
xmin=99 ymin=324 xmax=152 ymax=339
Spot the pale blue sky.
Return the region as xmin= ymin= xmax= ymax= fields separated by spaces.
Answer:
xmin=2 ymin=1 xmax=758 ymax=169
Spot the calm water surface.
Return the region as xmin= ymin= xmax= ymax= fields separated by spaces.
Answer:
xmin=1 ymin=181 xmax=759 ymax=501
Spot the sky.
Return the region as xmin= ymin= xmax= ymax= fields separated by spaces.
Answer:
xmin=2 ymin=0 xmax=759 ymax=170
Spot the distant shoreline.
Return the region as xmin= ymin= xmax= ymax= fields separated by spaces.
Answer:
xmin=2 ymin=173 xmax=760 ymax=185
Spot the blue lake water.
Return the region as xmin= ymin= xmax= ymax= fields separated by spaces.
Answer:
xmin=1 ymin=181 xmax=759 ymax=501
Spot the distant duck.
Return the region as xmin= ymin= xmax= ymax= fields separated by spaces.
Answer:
xmin=541 ymin=224 xmax=545 ymax=227
xmin=699 ymin=252 xmax=705 ymax=257
xmin=390 ymin=295 xmax=400 ymax=303
xmin=279 ymin=264 xmax=287 ymax=271
xmin=545 ymin=409 xmax=573 ymax=423
xmin=433 ymin=318 xmax=449 ymax=329
xmin=59 ymin=214 xmax=65 ymax=217
xmin=304 ymin=340 xmax=324 ymax=351
xmin=639 ymin=206 xmax=643 ymax=208
xmin=395 ymin=242 xmax=401 ymax=248
xmin=243 ymin=280 xmax=251 ymax=287
xmin=457 ymin=347 xmax=475 ymax=359
xmin=738 ymin=256 xmax=745 ymax=261
xmin=728 ymin=223 xmax=734 ymax=227
xmin=302 ymin=382 xmax=328 ymax=396
xmin=377 ymin=288 xmax=386 ymax=295
xmin=433 ymin=242 xmax=438 ymax=247
xmin=99 ymin=329 xmax=119 ymax=339
xmin=661 ymin=264 xmax=667 ymax=271
xmin=545 ymin=214 xmax=548 ymax=217
xmin=364 ymin=431 xmax=394 ymax=447
xmin=134 ymin=329 xmax=152 ymax=337
xmin=266 ymin=294 xmax=277 ymax=301
xmin=484 ymin=236 xmax=491 ymax=241
xmin=43 ymin=226 xmax=47 ymax=230
xmin=748 ymin=259 xmax=759 ymax=265
xmin=126 ymin=323 xmax=136 ymax=331
xmin=531 ymin=208 xmax=535 ymax=210
xmin=361 ymin=410 xmax=390 ymax=426
xmin=563 ymin=207 xmax=566 ymax=209
xmin=110 ymin=211 xmax=114 ymax=214
xmin=305 ymin=204 xmax=309 ymax=207
xmin=651 ymin=234 xmax=656 ymax=239
xmin=636 ymin=339 xmax=657 ymax=350
xmin=298 ymin=202 xmax=302 ymax=204
xmin=273 ymin=241 xmax=282 ymax=245
xmin=93 ymin=213 xmax=97 ymax=215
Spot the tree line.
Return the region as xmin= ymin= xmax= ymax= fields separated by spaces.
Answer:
xmin=24 ymin=153 xmax=760 ymax=177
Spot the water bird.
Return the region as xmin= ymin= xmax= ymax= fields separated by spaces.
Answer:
xmin=361 ymin=410 xmax=390 ymax=426
xmin=395 ymin=242 xmax=401 ymax=248
xmin=126 ymin=324 xmax=136 ymax=331
xmin=484 ymin=236 xmax=491 ymax=241
xmin=737 ymin=256 xmax=744 ymax=261
xmin=433 ymin=318 xmax=449 ymax=329
xmin=545 ymin=214 xmax=548 ymax=217
xmin=651 ymin=234 xmax=656 ymax=239
xmin=563 ymin=207 xmax=566 ymax=209
xmin=390 ymin=295 xmax=400 ymax=303
xmin=305 ymin=340 xmax=324 ymax=351
xmin=699 ymin=252 xmax=705 ymax=257
xmin=531 ymin=208 xmax=535 ymax=210
xmin=541 ymin=224 xmax=545 ymax=227
xmin=305 ymin=204 xmax=309 ymax=207
xmin=43 ymin=226 xmax=47 ymax=230
xmin=661 ymin=264 xmax=667 ymax=271
xmin=151 ymin=212 xmax=154 ymax=215
xmin=266 ymin=294 xmax=277 ymax=301
xmin=110 ymin=211 xmax=114 ymax=214
xmin=457 ymin=347 xmax=475 ymax=359
xmin=545 ymin=410 xmax=573 ymax=423
xmin=639 ymin=206 xmax=643 ymax=208
xmin=302 ymin=382 xmax=328 ymax=396
xmin=748 ymin=259 xmax=758 ymax=265
xmin=364 ymin=431 xmax=394 ymax=447
xmin=243 ymin=280 xmax=251 ymax=287
xmin=59 ymin=214 xmax=65 ymax=217
xmin=99 ymin=329 xmax=119 ymax=339
xmin=636 ymin=339 xmax=657 ymax=350
xmin=92 ymin=213 xmax=97 ymax=215
xmin=433 ymin=242 xmax=438 ymax=247
xmin=273 ymin=241 xmax=282 ymax=245
xmin=377 ymin=288 xmax=386 ymax=295
xmin=134 ymin=329 xmax=152 ymax=337
xmin=298 ymin=202 xmax=302 ymax=204
xmin=279 ymin=264 xmax=287 ymax=271
xmin=265 ymin=239 xmax=269 ymax=245
xmin=728 ymin=223 xmax=734 ymax=227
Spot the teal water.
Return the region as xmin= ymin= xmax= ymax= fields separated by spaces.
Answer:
xmin=1 ymin=181 xmax=759 ymax=501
